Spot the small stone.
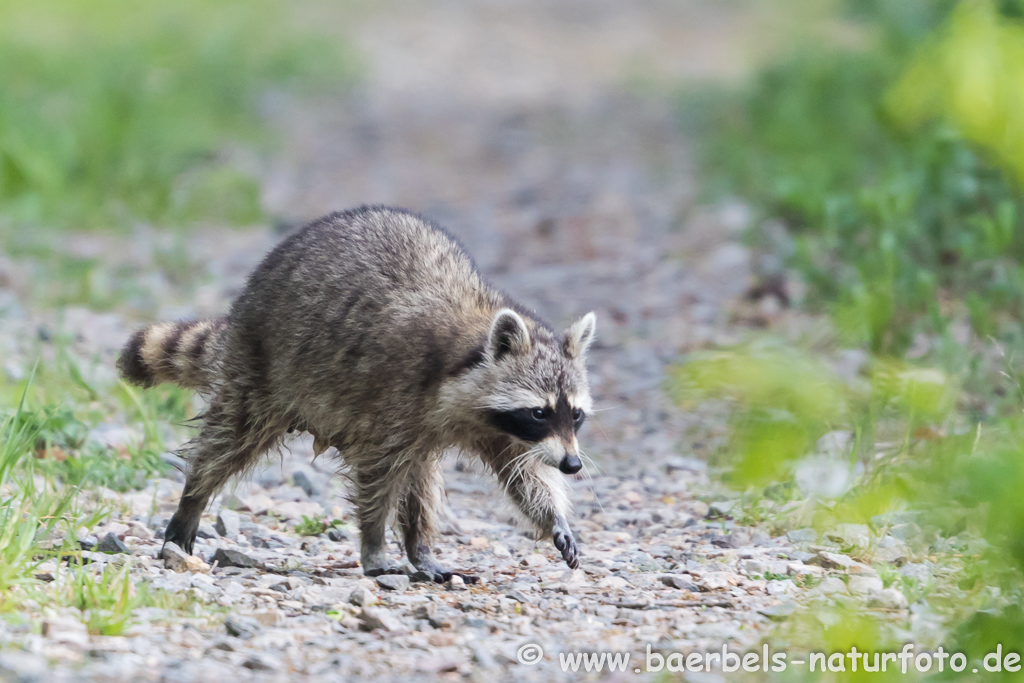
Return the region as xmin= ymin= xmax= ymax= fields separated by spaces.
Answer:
xmin=522 ymin=554 xmax=548 ymax=568
xmin=212 ymin=548 xmax=258 ymax=569
xmin=327 ymin=528 xmax=349 ymax=542
xmin=890 ymin=522 xmax=923 ymax=543
xmin=659 ymin=575 xmax=697 ymax=591
xmin=826 ymin=523 xmax=871 ymax=548
xmin=348 ymin=586 xmax=376 ymax=606
xmin=376 ymin=574 xmax=410 ymax=591
xmin=413 ymin=604 xmax=438 ymax=620
xmin=739 ymin=559 xmax=766 ymax=576
xmin=786 ymin=550 xmax=815 ymax=562
xmin=848 ymin=575 xmax=884 ymax=595
xmin=196 ymin=523 xmax=220 ymax=540
xmin=252 ymin=610 xmax=285 ymax=627
xmin=815 ymin=577 xmax=848 ymax=595
xmin=185 ymin=555 xmax=210 ymax=572
xmin=899 ymin=562 xmax=933 ymax=582
xmin=215 ymin=510 xmax=240 ymax=539
xmin=159 ymin=451 xmax=188 ymax=473
xmin=708 ymin=500 xmax=737 ymax=518
xmin=242 ymin=653 xmax=281 ymax=671
xmin=124 ymin=521 xmax=154 ymax=540
xmin=868 ymin=587 xmax=909 ymax=610
xmin=358 ymin=607 xmax=404 ymax=632
xmin=759 ymin=599 xmax=797 ymax=620
xmin=96 ymin=532 xmax=128 ymax=554
xmin=492 ymin=543 xmax=511 ymax=558
xmin=812 ymin=551 xmax=856 ymax=570
xmin=787 ymin=562 xmax=824 ymax=577
xmin=596 ymin=576 xmax=629 ymax=590
xmin=162 ymin=542 xmax=192 ymax=573
xmin=76 ymin=528 xmax=97 ymax=551
xmin=786 ymin=528 xmax=818 ymax=544
xmin=293 ymin=471 xmax=318 ymax=497
xmin=505 ymin=589 xmax=531 ymax=603
xmin=224 ymin=615 xmax=261 ymax=639
xmin=41 ymin=617 xmax=89 ymax=648
xmin=447 ymin=575 xmax=466 ymax=591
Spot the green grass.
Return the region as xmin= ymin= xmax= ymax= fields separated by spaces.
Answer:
xmin=0 ymin=366 xmax=203 ymax=635
xmin=0 ymin=0 xmax=352 ymax=232
xmin=295 ymin=514 xmax=345 ymax=536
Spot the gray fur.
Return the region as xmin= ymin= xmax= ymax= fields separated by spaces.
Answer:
xmin=118 ymin=206 xmax=595 ymax=578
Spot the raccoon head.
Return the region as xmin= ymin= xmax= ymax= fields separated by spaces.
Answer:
xmin=477 ymin=308 xmax=596 ymax=475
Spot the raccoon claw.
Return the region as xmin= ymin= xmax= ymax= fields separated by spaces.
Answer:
xmin=411 ymin=569 xmax=480 ymax=584
xmin=553 ymin=530 xmax=580 ymax=570
xmin=363 ymin=565 xmax=406 ymax=577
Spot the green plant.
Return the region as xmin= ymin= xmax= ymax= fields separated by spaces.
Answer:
xmin=685 ymin=0 xmax=1024 ymax=355
xmin=0 ymin=370 xmax=105 ymax=609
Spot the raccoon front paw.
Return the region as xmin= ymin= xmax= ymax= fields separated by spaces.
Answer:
xmin=410 ymin=558 xmax=480 ymax=584
xmin=553 ymin=529 xmax=580 ymax=570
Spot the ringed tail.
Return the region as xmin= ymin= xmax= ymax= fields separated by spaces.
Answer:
xmin=117 ymin=318 xmax=226 ymax=392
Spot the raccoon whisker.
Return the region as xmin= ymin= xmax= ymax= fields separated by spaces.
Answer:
xmin=501 ymin=445 xmax=544 ymax=497
xmin=585 ymin=413 xmax=614 ymax=445
xmin=577 ymin=447 xmax=604 ymax=475
xmin=576 ymin=448 xmax=606 ymax=513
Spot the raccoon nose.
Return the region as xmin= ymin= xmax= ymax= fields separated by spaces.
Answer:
xmin=559 ymin=454 xmax=582 ymax=475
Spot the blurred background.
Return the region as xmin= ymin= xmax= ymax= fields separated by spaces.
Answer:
xmin=4 ymin=0 xmax=1024 ymax=678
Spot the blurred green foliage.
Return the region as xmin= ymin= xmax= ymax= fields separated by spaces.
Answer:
xmin=675 ymin=344 xmax=1024 ymax=678
xmin=682 ymin=0 xmax=1024 ymax=670
xmin=687 ymin=0 xmax=1024 ymax=355
xmin=0 ymin=0 xmax=349 ymax=230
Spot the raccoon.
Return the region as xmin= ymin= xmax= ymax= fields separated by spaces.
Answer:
xmin=118 ymin=206 xmax=596 ymax=581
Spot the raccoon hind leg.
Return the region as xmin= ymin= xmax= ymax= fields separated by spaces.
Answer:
xmin=350 ymin=457 xmax=405 ymax=577
xmin=163 ymin=396 xmax=285 ymax=555
xmin=398 ymin=459 xmax=478 ymax=584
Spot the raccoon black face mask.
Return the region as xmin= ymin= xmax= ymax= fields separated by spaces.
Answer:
xmin=119 ymin=205 xmax=596 ymax=580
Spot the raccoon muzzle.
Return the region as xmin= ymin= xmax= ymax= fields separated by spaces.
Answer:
xmin=117 ymin=318 xmax=225 ymax=391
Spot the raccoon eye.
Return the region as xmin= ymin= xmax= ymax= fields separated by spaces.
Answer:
xmin=531 ymin=408 xmax=547 ymax=421
xmin=572 ymin=407 xmax=584 ymax=422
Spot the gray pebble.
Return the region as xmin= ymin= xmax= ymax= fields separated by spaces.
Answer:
xmin=196 ymin=523 xmax=220 ymax=540
xmin=96 ymin=532 xmax=128 ymax=554
xmin=660 ymin=575 xmax=698 ymax=591
xmin=293 ymin=470 xmax=318 ymax=497
xmin=215 ymin=510 xmax=240 ymax=539
xmin=375 ymin=574 xmax=410 ymax=591
xmin=212 ymin=548 xmax=258 ymax=569
xmin=224 ymin=615 xmax=261 ymax=639
xmin=358 ymin=607 xmax=403 ymax=632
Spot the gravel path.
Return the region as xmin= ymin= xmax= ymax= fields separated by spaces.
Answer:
xmin=0 ymin=2 xmax=874 ymax=681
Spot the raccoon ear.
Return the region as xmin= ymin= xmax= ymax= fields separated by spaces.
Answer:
xmin=563 ymin=312 xmax=596 ymax=359
xmin=488 ymin=309 xmax=532 ymax=360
